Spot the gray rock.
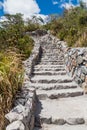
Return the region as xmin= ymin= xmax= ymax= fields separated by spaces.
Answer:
xmin=52 ymin=118 xmax=66 ymax=125
xmin=77 ymin=68 xmax=81 ymax=77
xmin=66 ymin=118 xmax=85 ymax=125
xmin=6 ymin=121 xmax=25 ymax=130
xmin=74 ymin=76 xmax=82 ymax=85
xmin=41 ymin=116 xmax=52 ymax=124
xmin=14 ymin=98 xmax=26 ymax=106
xmin=77 ymin=56 xmax=83 ymax=65
xmin=5 ymin=105 xmax=24 ymax=122
xmin=81 ymin=66 xmax=87 ymax=75
xmin=81 ymin=73 xmax=85 ymax=81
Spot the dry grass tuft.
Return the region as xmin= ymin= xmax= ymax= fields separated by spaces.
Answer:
xmin=0 ymin=48 xmax=24 ymax=130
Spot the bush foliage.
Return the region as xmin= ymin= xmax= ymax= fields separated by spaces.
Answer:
xmin=43 ymin=2 xmax=87 ymax=47
xmin=0 ymin=13 xmax=36 ymax=129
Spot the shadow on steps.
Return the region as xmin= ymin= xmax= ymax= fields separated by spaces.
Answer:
xmin=34 ymin=97 xmax=43 ymax=130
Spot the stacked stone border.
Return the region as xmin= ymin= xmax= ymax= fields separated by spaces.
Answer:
xmin=5 ymin=41 xmax=42 ymax=130
xmin=65 ymin=47 xmax=87 ymax=92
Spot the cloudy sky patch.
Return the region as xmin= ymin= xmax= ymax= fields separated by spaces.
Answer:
xmin=3 ymin=0 xmax=40 ymax=17
xmin=0 ymin=0 xmax=87 ymax=19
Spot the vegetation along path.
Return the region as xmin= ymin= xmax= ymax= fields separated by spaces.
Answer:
xmin=28 ymin=34 xmax=87 ymax=130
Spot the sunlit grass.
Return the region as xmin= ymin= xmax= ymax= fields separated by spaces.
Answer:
xmin=0 ymin=49 xmax=24 ymax=129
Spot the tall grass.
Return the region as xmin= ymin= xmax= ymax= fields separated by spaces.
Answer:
xmin=0 ymin=49 xmax=24 ymax=129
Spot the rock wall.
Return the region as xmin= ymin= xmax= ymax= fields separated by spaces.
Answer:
xmin=65 ymin=48 xmax=87 ymax=92
xmin=5 ymin=41 xmax=42 ymax=130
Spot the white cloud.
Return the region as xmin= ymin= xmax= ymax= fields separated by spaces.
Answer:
xmin=3 ymin=0 xmax=40 ymax=18
xmin=52 ymin=0 xmax=58 ymax=5
xmin=1 ymin=0 xmax=47 ymax=21
xmin=61 ymin=3 xmax=75 ymax=10
xmin=53 ymin=1 xmax=58 ymax=5
xmin=81 ymin=0 xmax=87 ymax=6
xmin=0 ymin=16 xmax=7 ymax=22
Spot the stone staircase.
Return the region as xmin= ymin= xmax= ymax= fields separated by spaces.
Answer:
xmin=29 ymin=41 xmax=87 ymax=130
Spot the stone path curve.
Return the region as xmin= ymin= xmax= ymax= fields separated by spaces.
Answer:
xmin=29 ymin=38 xmax=87 ymax=130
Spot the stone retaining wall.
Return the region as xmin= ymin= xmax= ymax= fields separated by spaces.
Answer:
xmin=24 ymin=43 xmax=42 ymax=78
xmin=5 ymin=42 xmax=42 ymax=130
xmin=65 ymin=48 xmax=87 ymax=92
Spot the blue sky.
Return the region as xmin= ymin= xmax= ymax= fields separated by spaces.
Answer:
xmin=36 ymin=0 xmax=79 ymax=15
xmin=36 ymin=0 xmax=64 ymax=15
xmin=0 ymin=0 xmax=86 ymax=19
xmin=0 ymin=0 xmax=4 ymax=16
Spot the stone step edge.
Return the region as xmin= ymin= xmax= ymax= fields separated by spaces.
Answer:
xmin=33 ymin=72 xmax=66 ymax=75
xmin=29 ymin=83 xmax=78 ymax=90
xmin=37 ymin=89 xmax=84 ymax=100
xmin=34 ymin=69 xmax=65 ymax=72
xmin=39 ymin=63 xmax=65 ymax=65
xmin=31 ymin=79 xmax=73 ymax=83
xmin=39 ymin=116 xmax=86 ymax=125
xmin=34 ymin=65 xmax=65 ymax=68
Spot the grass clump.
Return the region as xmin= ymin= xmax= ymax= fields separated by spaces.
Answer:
xmin=0 ymin=49 xmax=23 ymax=129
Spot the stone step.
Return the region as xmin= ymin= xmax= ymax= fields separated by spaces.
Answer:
xmin=35 ymin=95 xmax=87 ymax=125
xmin=42 ymin=54 xmax=63 ymax=56
xmin=39 ymin=58 xmax=63 ymax=60
xmin=29 ymin=82 xmax=78 ymax=90
xmin=41 ymin=59 xmax=64 ymax=62
xmin=34 ymin=65 xmax=65 ymax=69
xmin=39 ymin=62 xmax=64 ymax=65
xmin=41 ymin=60 xmax=64 ymax=62
xmin=42 ymin=56 xmax=64 ymax=61
xmin=41 ymin=58 xmax=64 ymax=61
xmin=42 ymin=52 xmax=63 ymax=54
xmin=31 ymin=75 xmax=73 ymax=83
xmin=43 ymin=47 xmax=58 ymax=48
xmin=34 ymin=64 xmax=65 ymax=68
xmin=34 ymin=67 xmax=65 ymax=72
xmin=36 ymin=88 xmax=83 ymax=99
xmin=42 ymin=55 xmax=63 ymax=58
xmin=34 ymin=124 xmax=87 ymax=130
xmin=42 ymin=55 xmax=63 ymax=57
xmin=33 ymin=70 xmax=66 ymax=75
xmin=42 ymin=49 xmax=60 ymax=51
xmin=41 ymin=55 xmax=63 ymax=57
xmin=42 ymin=49 xmax=62 ymax=51
xmin=43 ymin=52 xmax=59 ymax=53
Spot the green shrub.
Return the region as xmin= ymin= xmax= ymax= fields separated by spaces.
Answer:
xmin=18 ymin=35 xmax=34 ymax=58
xmin=58 ymin=29 xmax=67 ymax=40
xmin=45 ymin=4 xmax=87 ymax=47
